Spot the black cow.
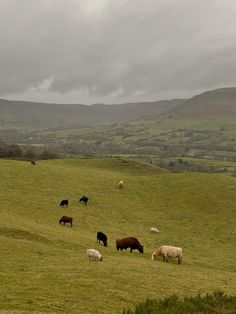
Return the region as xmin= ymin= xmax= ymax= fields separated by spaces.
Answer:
xmin=97 ymin=231 xmax=108 ymax=247
xmin=79 ymin=196 xmax=88 ymax=205
xmin=59 ymin=216 xmax=73 ymax=227
xmin=60 ymin=199 xmax=68 ymax=207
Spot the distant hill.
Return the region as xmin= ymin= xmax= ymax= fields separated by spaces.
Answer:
xmin=0 ymin=98 xmax=183 ymax=130
xmin=170 ymin=87 xmax=236 ymax=117
xmin=1 ymin=87 xmax=236 ymax=131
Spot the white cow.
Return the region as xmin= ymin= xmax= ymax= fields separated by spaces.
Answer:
xmin=86 ymin=249 xmax=103 ymax=261
xmin=150 ymin=227 xmax=160 ymax=233
xmin=151 ymin=245 xmax=182 ymax=264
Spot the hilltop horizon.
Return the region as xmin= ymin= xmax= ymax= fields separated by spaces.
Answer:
xmin=1 ymin=86 xmax=236 ymax=106
xmin=1 ymin=86 xmax=236 ymax=131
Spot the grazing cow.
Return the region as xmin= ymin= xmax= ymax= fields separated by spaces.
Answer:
xmin=79 ymin=196 xmax=88 ymax=205
xmin=117 ymin=181 xmax=124 ymax=189
xmin=59 ymin=216 xmax=73 ymax=227
xmin=150 ymin=227 xmax=160 ymax=233
xmin=97 ymin=231 xmax=108 ymax=247
xmin=87 ymin=249 xmax=103 ymax=261
xmin=151 ymin=245 xmax=183 ymax=264
xmin=60 ymin=199 xmax=68 ymax=207
xmin=30 ymin=160 xmax=36 ymax=166
xmin=116 ymin=237 xmax=143 ymax=253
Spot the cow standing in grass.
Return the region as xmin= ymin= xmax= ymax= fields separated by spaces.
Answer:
xmin=80 ymin=196 xmax=88 ymax=205
xmin=117 ymin=181 xmax=124 ymax=189
xmin=97 ymin=231 xmax=108 ymax=247
xmin=60 ymin=199 xmax=68 ymax=207
xmin=116 ymin=237 xmax=143 ymax=253
xmin=59 ymin=216 xmax=73 ymax=227
xmin=151 ymin=245 xmax=182 ymax=264
xmin=87 ymin=249 xmax=103 ymax=261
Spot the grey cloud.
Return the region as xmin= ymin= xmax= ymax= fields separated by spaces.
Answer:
xmin=1 ymin=0 xmax=236 ymax=103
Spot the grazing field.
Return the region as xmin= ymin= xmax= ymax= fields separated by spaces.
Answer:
xmin=0 ymin=158 xmax=235 ymax=314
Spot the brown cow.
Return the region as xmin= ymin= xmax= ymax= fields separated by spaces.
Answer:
xmin=30 ymin=160 xmax=36 ymax=166
xmin=116 ymin=237 xmax=143 ymax=253
xmin=59 ymin=216 xmax=73 ymax=227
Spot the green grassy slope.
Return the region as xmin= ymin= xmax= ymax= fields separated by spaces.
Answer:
xmin=0 ymin=158 xmax=235 ymax=314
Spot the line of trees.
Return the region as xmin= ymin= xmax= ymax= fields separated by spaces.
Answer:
xmin=0 ymin=141 xmax=59 ymax=160
xmin=1 ymin=141 xmax=235 ymax=175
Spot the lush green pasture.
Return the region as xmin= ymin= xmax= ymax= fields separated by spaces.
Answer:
xmin=27 ymin=115 xmax=236 ymax=165
xmin=0 ymin=158 xmax=235 ymax=313
xmin=25 ymin=115 xmax=236 ymax=144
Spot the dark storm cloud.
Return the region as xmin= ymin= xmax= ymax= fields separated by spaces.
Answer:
xmin=1 ymin=0 xmax=236 ymax=103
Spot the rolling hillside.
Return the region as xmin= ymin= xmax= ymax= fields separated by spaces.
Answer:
xmin=0 ymin=98 xmax=183 ymax=130
xmin=169 ymin=87 xmax=236 ymax=117
xmin=0 ymin=158 xmax=235 ymax=313
xmin=0 ymin=87 xmax=236 ymax=136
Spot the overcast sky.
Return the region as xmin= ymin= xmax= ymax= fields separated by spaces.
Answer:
xmin=1 ymin=0 xmax=236 ymax=104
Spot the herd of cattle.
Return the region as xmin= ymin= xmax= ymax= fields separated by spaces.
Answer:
xmin=60 ymin=195 xmax=88 ymax=207
xmin=58 ymin=180 xmax=183 ymax=264
xmin=87 ymin=233 xmax=183 ymax=264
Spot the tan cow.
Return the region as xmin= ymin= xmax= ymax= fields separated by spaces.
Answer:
xmin=151 ymin=245 xmax=182 ymax=264
xmin=117 ymin=180 xmax=124 ymax=189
